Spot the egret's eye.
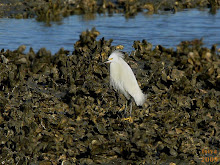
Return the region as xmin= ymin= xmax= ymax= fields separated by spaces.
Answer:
xmin=109 ymin=58 xmax=113 ymax=60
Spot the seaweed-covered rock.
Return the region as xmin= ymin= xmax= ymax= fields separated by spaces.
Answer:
xmin=1 ymin=0 xmax=220 ymax=23
xmin=0 ymin=29 xmax=219 ymax=164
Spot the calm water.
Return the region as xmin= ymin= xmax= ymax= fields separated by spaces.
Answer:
xmin=0 ymin=9 xmax=219 ymax=54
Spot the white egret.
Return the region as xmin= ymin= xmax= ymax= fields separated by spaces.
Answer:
xmin=105 ymin=50 xmax=146 ymax=120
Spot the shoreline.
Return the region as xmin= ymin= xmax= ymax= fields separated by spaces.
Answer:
xmin=0 ymin=0 xmax=220 ymax=21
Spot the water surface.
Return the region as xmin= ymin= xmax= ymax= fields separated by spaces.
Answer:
xmin=0 ymin=9 xmax=219 ymax=54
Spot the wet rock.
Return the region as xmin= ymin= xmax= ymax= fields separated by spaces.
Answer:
xmin=16 ymin=45 xmax=26 ymax=53
xmin=0 ymin=55 xmax=9 ymax=64
xmin=143 ymin=3 xmax=154 ymax=13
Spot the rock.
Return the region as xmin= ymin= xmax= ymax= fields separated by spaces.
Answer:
xmin=17 ymin=45 xmax=26 ymax=53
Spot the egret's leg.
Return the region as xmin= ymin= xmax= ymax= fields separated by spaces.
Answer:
xmin=124 ymin=100 xmax=128 ymax=114
xmin=129 ymin=101 xmax=132 ymax=117
xmin=128 ymin=100 xmax=133 ymax=122
xmin=122 ymin=99 xmax=133 ymax=122
xmin=123 ymin=99 xmax=131 ymax=117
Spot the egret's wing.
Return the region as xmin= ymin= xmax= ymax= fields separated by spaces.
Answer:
xmin=119 ymin=59 xmax=145 ymax=106
xmin=110 ymin=62 xmax=130 ymax=100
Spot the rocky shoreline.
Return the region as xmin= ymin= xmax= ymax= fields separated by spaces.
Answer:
xmin=0 ymin=28 xmax=219 ymax=164
xmin=0 ymin=0 xmax=220 ymax=22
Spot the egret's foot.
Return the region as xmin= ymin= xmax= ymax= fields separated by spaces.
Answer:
xmin=122 ymin=116 xmax=133 ymax=123
xmin=119 ymin=104 xmax=126 ymax=112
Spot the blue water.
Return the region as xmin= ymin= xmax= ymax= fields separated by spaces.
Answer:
xmin=0 ymin=9 xmax=219 ymax=54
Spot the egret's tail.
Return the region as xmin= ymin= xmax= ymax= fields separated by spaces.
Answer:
xmin=133 ymin=90 xmax=146 ymax=106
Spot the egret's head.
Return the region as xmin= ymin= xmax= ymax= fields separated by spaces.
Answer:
xmin=105 ymin=50 xmax=124 ymax=63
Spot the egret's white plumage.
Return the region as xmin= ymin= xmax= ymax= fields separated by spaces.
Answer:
xmin=106 ymin=50 xmax=145 ymax=106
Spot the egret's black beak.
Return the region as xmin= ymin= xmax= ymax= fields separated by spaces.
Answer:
xmin=104 ymin=60 xmax=111 ymax=63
